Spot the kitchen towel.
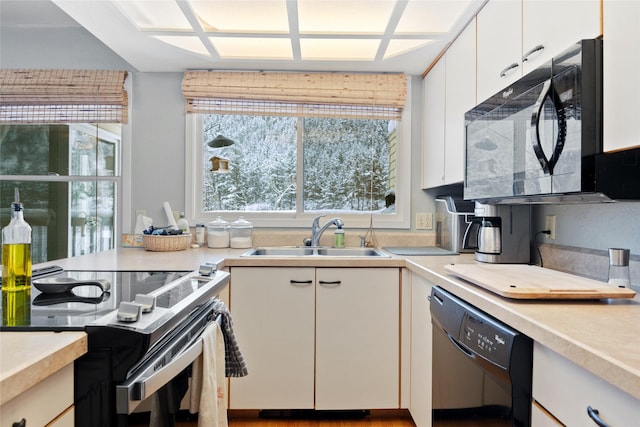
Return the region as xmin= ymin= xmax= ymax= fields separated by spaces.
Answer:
xmin=190 ymin=321 xmax=227 ymax=427
xmin=213 ymin=300 xmax=249 ymax=377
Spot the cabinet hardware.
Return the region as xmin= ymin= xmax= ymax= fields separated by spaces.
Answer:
xmin=319 ymin=280 xmax=342 ymax=286
xmin=499 ymin=62 xmax=519 ymax=77
xmin=289 ymin=280 xmax=313 ymax=286
xmin=523 ymin=44 xmax=545 ymax=62
xmin=587 ymin=405 xmax=609 ymax=427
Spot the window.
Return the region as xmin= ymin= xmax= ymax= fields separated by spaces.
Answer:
xmin=0 ymin=124 xmax=121 ymax=263
xmin=0 ymin=69 xmax=128 ymax=263
xmin=183 ymin=71 xmax=410 ymax=228
xmin=186 ymin=112 xmax=410 ymax=229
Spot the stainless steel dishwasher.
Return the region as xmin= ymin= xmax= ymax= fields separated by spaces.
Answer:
xmin=430 ymin=286 xmax=533 ymax=427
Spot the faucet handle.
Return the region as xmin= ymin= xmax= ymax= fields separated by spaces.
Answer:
xmin=312 ymin=214 xmax=326 ymax=227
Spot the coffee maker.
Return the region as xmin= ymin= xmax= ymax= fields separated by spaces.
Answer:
xmin=462 ymin=202 xmax=530 ymax=263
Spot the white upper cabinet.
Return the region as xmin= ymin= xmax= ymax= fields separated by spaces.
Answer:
xmin=603 ymin=0 xmax=640 ymax=152
xmin=422 ymin=19 xmax=476 ymax=189
xmin=476 ymin=0 xmax=522 ymax=103
xmin=421 ymin=58 xmax=446 ymax=189
xmin=522 ymin=0 xmax=600 ymax=75
xmin=444 ymin=21 xmax=476 ymax=185
xmin=477 ymin=0 xmax=601 ymax=103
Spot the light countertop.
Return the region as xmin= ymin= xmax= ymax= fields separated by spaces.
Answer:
xmin=4 ymin=246 xmax=639 ymax=403
xmin=0 ymin=331 xmax=87 ymax=405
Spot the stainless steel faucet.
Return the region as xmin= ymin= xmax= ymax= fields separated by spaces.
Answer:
xmin=311 ymin=215 xmax=344 ymax=247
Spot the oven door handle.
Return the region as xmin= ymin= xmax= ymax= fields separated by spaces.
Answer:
xmin=115 ymin=313 xmax=222 ymax=414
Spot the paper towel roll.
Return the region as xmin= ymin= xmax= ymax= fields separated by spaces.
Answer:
xmin=163 ymin=202 xmax=178 ymax=228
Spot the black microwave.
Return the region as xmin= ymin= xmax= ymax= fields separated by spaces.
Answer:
xmin=464 ymin=38 xmax=640 ymax=203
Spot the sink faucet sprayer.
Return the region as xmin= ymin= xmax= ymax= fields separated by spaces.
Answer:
xmin=308 ymin=215 xmax=344 ymax=247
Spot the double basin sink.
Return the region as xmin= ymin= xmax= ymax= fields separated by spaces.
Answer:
xmin=242 ymin=247 xmax=390 ymax=258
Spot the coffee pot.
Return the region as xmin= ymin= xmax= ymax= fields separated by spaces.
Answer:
xmin=463 ymin=203 xmax=530 ymax=263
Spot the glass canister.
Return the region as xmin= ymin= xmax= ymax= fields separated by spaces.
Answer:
xmin=229 ymin=217 xmax=253 ymax=248
xmin=207 ymin=217 xmax=229 ymax=248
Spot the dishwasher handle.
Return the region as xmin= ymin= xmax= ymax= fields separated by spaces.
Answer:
xmin=446 ymin=331 xmax=476 ymax=360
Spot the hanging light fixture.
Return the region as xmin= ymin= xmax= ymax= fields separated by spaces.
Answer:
xmin=207 ymin=134 xmax=235 ymax=172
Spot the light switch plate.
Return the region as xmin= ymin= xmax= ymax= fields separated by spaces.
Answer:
xmin=416 ymin=212 xmax=433 ymax=230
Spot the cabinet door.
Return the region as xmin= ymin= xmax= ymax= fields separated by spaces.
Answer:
xmin=422 ymin=58 xmax=446 ymax=189
xmin=603 ymin=0 xmax=640 ymax=152
xmin=0 ymin=363 xmax=74 ymax=427
xmin=522 ymin=0 xmax=601 ymax=75
xmin=476 ymin=0 xmax=522 ymax=103
xmin=409 ymin=273 xmax=433 ymax=427
xmin=229 ymin=267 xmax=315 ymax=409
xmin=315 ymin=268 xmax=400 ymax=409
xmin=533 ymin=342 xmax=640 ymax=426
xmin=444 ymin=20 xmax=476 ymax=185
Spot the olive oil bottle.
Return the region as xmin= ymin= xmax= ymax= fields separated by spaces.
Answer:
xmin=2 ymin=188 xmax=32 ymax=326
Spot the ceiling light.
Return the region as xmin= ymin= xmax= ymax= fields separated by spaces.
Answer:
xmin=298 ymin=0 xmax=395 ymax=34
xmin=113 ymin=0 xmax=191 ymax=31
xmin=189 ymin=0 xmax=289 ymax=33
xmin=209 ymin=37 xmax=293 ymax=59
xmin=300 ymin=39 xmax=380 ymax=60
xmin=395 ymin=0 xmax=474 ymax=34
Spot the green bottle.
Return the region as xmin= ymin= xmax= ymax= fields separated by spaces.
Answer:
xmin=2 ymin=188 xmax=32 ymax=326
xmin=334 ymin=226 xmax=345 ymax=248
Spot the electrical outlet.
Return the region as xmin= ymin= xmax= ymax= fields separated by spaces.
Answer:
xmin=545 ymin=215 xmax=556 ymax=240
xmin=416 ymin=212 xmax=433 ymax=230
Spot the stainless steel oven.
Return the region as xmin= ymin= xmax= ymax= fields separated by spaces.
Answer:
xmin=1 ymin=265 xmax=230 ymax=427
xmin=430 ymin=286 xmax=533 ymax=427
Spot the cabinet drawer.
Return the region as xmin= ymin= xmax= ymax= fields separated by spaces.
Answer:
xmin=533 ymin=343 xmax=640 ymax=426
xmin=1 ymin=363 xmax=74 ymax=427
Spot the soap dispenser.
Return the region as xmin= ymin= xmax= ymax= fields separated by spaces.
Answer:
xmin=334 ymin=225 xmax=345 ymax=248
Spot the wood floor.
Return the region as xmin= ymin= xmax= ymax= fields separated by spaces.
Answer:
xmin=130 ymin=409 xmax=415 ymax=427
xmin=134 ymin=409 xmax=504 ymax=426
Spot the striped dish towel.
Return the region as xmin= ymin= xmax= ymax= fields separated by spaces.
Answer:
xmin=212 ymin=299 xmax=249 ymax=377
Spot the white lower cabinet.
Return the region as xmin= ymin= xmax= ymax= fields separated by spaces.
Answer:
xmin=0 ymin=363 xmax=75 ymax=427
xmin=409 ymin=272 xmax=433 ymax=427
xmin=532 ymin=342 xmax=640 ymax=426
xmin=229 ymin=266 xmax=400 ymax=410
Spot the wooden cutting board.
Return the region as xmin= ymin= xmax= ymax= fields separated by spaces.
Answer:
xmin=444 ymin=263 xmax=637 ymax=300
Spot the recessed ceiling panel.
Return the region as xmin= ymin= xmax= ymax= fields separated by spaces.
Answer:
xmin=190 ymin=0 xmax=289 ymax=33
xmin=396 ymin=0 xmax=473 ymax=34
xmin=300 ymin=38 xmax=380 ymax=60
xmin=298 ymin=0 xmax=395 ymax=34
xmin=210 ymin=37 xmax=293 ymax=59
xmin=385 ymin=39 xmax=435 ymax=59
xmin=113 ymin=0 xmax=191 ymax=31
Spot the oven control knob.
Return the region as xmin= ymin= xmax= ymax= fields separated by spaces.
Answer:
xmin=117 ymin=301 xmax=142 ymax=322
xmin=134 ymin=294 xmax=156 ymax=313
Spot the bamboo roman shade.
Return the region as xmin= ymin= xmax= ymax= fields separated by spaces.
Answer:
xmin=0 ymin=69 xmax=129 ymax=124
xmin=182 ymin=71 xmax=407 ymax=120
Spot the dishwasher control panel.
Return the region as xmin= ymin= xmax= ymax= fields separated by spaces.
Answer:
xmin=460 ymin=312 xmax=515 ymax=369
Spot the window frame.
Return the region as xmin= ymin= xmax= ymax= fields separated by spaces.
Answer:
xmin=184 ymin=80 xmax=412 ymax=229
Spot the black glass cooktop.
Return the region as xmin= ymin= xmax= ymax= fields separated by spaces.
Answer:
xmin=1 ymin=269 xmax=192 ymax=330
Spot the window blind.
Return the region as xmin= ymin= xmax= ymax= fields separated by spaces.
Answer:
xmin=182 ymin=71 xmax=406 ymax=120
xmin=0 ymin=69 xmax=129 ymax=124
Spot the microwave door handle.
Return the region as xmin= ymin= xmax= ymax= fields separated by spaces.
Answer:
xmin=530 ymin=79 xmax=567 ymax=175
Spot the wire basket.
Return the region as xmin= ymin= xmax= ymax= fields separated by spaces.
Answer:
xmin=142 ymin=234 xmax=192 ymax=252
